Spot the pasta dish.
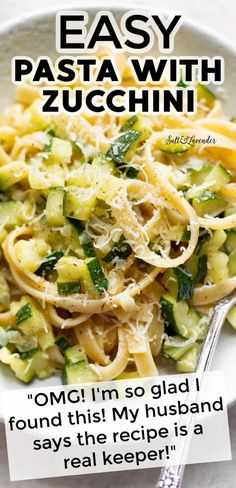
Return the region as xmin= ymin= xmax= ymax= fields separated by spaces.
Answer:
xmin=0 ymin=54 xmax=236 ymax=384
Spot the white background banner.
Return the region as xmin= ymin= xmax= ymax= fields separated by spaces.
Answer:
xmin=1 ymin=371 xmax=231 ymax=481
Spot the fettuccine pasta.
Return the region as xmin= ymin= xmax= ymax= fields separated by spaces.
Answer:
xmin=0 ymin=54 xmax=236 ymax=385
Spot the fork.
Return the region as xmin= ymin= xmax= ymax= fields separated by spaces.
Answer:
xmin=156 ymin=290 xmax=236 ymax=488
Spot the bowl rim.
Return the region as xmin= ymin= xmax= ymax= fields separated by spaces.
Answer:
xmin=0 ymin=1 xmax=235 ymax=56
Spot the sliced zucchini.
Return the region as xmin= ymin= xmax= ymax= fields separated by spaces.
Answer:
xmin=188 ymin=308 xmax=207 ymax=341
xmin=46 ymin=187 xmax=66 ymax=227
xmin=57 ymin=281 xmax=81 ymax=295
xmin=106 ymin=130 xmax=141 ymax=165
xmin=205 ymin=163 xmax=230 ymax=190
xmin=63 ymin=362 xmax=96 ymax=385
xmin=195 ymin=232 xmax=211 ymax=255
xmin=65 ymin=345 xmax=87 ymax=365
xmin=173 ymin=266 xmax=194 ymax=301
xmin=0 ymin=201 xmax=24 ymax=229
xmin=0 ymin=161 xmax=28 ymax=191
xmin=29 ymin=165 xmax=65 ymax=190
xmin=66 ymin=164 xmax=93 ymax=188
xmin=56 ymin=256 xmax=95 ymax=295
xmin=11 ymin=297 xmax=55 ymax=350
xmin=192 ymin=190 xmax=227 ymax=217
xmin=35 ymin=250 xmax=64 ymax=276
xmin=121 ymin=115 xmax=152 ymax=142
xmin=162 ymin=266 xmax=194 ymax=301
xmin=86 ymin=257 xmax=108 ymax=295
xmin=103 ymin=235 xmax=132 ymax=263
xmin=160 ymin=142 xmax=192 ymax=154
xmin=44 ymin=137 xmax=72 ymax=165
xmin=162 ymin=336 xmax=195 ymax=361
xmin=0 ymin=346 xmax=35 ymax=383
xmin=64 ymin=187 xmax=97 ymax=221
xmin=207 ymin=251 xmax=229 ymax=283
xmin=58 ymin=221 xmax=85 ymax=259
xmin=188 ymin=164 xmax=212 ymax=186
xmin=176 ymin=344 xmax=200 ymax=372
xmin=14 ymin=238 xmax=51 ymax=273
xmin=160 ymin=294 xmax=203 ymax=340
xmin=185 ymin=254 xmax=207 ymax=283
xmin=196 ymin=255 xmax=208 ymax=282
xmin=199 ymin=229 xmax=227 ymax=255
xmin=92 ymin=153 xmax=116 ymax=175
xmin=62 ymin=344 xmax=96 ymax=385
xmin=160 ymin=294 xmax=189 ymax=336
xmin=30 ymin=350 xmax=55 ymax=379
xmin=190 ymin=163 xmax=230 ymax=192
xmin=55 ymin=336 xmax=71 ymax=353
xmin=121 ymin=115 xmax=138 ymax=132
xmin=69 ymin=219 xmax=95 ymax=257
xmin=184 ymin=255 xmax=199 ymax=280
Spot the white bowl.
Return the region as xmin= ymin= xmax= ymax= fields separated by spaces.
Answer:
xmin=0 ymin=4 xmax=236 ymax=413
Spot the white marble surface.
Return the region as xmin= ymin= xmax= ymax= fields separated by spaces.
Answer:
xmin=0 ymin=0 xmax=235 ymax=487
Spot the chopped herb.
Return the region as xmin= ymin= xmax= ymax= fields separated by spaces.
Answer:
xmin=16 ymin=303 xmax=33 ymax=325
xmin=177 ymin=79 xmax=187 ymax=88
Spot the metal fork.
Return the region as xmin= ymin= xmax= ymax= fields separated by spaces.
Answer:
xmin=156 ymin=290 xmax=236 ymax=488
